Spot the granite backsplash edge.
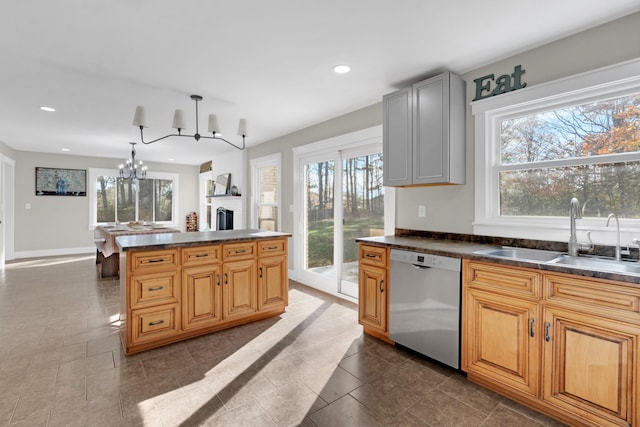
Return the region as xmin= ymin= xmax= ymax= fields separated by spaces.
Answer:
xmin=394 ymin=228 xmax=637 ymax=260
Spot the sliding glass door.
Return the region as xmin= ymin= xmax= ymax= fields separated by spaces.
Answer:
xmin=295 ymin=136 xmax=384 ymax=300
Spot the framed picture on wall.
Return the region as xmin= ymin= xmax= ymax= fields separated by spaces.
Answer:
xmin=35 ymin=167 xmax=87 ymax=196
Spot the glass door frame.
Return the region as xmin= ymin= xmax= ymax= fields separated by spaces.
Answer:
xmin=292 ymin=125 xmax=394 ymax=302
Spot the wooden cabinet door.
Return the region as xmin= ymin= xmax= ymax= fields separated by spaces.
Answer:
xmin=258 ymin=255 xmax=288 ymax=311
xmin=358 ymin=264 xmax=387 ymax=333
xmin=181 ymin=264 xmax=222 ymax=331
xmin=222 ymin=259 xmax=257 ymax=321
xmin=463 ymin=288 xmax=540 ymax=397
xmin=542 ymin=306 xmax=638 ymax=427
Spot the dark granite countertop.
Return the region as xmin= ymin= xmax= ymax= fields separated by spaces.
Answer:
xmin=116 ymin=229 xmax=291 ymax=252
xmin=357 ymin=233 xmax=640 ymax=286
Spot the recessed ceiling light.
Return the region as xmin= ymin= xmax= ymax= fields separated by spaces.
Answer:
xmin=40 ymin=106 xmax=56 ymax=112
xmin=333 ymin=65 xmax=351 ymax=74
xmin=61 ymin=148 xmax=70 ymax=152
xmin=168 ymin=158 xmax=175 ymax=161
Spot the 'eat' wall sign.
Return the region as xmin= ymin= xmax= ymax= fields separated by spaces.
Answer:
xmin=473 ymin=65 xmax=527 ymax=101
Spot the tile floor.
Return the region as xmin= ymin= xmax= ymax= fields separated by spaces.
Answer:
xmin=0 ymin=254 xmax=567 ymax=426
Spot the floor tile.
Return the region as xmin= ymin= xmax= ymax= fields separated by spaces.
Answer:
xmin=308 ymin=394 xmax=381 ymax=426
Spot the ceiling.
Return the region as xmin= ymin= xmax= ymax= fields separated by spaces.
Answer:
xmin=1 ymin=1 xmax=639 ymax=166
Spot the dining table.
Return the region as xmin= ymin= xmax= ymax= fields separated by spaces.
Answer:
xmin=94 ymin=224 xmax=181 ymax=278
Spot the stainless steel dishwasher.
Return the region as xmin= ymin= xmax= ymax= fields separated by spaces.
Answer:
xmin=389 ymin=249 xmax=462 ymax=369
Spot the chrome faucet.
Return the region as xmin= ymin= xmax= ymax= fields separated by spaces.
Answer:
xmin=568 ymin=198 xmax=580 ymax=256
xmin=606 ymin=213 xmax=621 ymax=261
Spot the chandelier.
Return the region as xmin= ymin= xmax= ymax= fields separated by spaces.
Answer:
xmin=132 ymin=94 xmax=247 ymax=150
xmin=119 ymin=142 xmax=147 ymax=180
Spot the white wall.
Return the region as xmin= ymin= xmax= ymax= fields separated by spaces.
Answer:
xmin=13 ymin=150 xmax=200 ymax=258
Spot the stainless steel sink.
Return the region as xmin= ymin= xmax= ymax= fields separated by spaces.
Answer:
xmin=474 ymin=246 xmax=640 ymax=276
xmin=549 ymin=255 xmax=640 ymax=275
xmin=474 ymin=246 xmax=564 ymax=262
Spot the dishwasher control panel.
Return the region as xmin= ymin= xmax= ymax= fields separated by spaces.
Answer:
xmin=390 ymin=249 xmax=461 ymax=272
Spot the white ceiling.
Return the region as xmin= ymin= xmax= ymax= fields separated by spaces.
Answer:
xmin=1 ymin=1 xmax=639 ymax=166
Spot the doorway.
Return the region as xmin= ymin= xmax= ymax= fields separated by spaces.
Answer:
xmin=293 ymin=126 xmax=388 ymax=301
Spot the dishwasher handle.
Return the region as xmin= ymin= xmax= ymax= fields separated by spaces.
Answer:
xmin=412 ymin=264 xmax=431 ymax=270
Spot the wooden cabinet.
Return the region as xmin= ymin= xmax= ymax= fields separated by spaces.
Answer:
xmin=383 ymin=71 xmax=465 ymax=187
xmin=121 ymin=237 xmax=289 ymax=355
xmin=182 ymin=263 xmax=222 ymax=332
xmin=222 ymin=241 xmax=258 ymax=321
xmin=125 ymin=249 xmax=181 ymax=349
xmin=463 ymin=260 xmax=640 ymax=427
xmin=358 ymin=244 xmax=391 ymax=343
xmin=464 ymin=287 xmax=540 ymax=397
xmin=257 ymin=239 xmax=288 ymax=312
xmin=222 ymin=259 xmax=257 ymax=320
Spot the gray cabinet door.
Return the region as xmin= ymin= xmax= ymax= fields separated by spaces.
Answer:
xmin=383 ymin=87 xmax=412 ymax=186
xmin=413 ymin=73 xmax=449 ymax=184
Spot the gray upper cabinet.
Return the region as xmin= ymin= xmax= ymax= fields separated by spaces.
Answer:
xmin=383 ymin=71 xmax=466 ymax=187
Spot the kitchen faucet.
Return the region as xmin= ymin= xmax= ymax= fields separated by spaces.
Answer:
xmin=568 ymin=198 xmax=580 ymax=256
xmin=606 ymin=213 xmax=622 ymax=261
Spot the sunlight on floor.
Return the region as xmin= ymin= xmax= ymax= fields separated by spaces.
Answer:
xmin=135 ymin=287 xmax=358 ymax=425
xmin=5 ymin=254 xmax=95 ymax=269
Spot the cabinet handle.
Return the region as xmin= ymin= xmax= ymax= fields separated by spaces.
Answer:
xmin=148 ymin=320 xmax=164 ymax=326
xmin=217 ymin=274 xmax=221 ymax=287
xmin=195 ymin=253 xmax=209 ymax=258
xmin=380 ymin=279 xmax=384 ymax=293
xmin=545 ymin=322 xmax=551 ymax=342
xmin=259 ymin=267 xmax=263 ymax=278
xmin=148 ymin=286 xmax=164 ymax=292
xmin=148 ymin=259 xmax=164 ymax=263
xmin=267 ymin=246 xmax=278 ymax=250
xmin=365 ymin=253 xmax=376 ymax=258
xmin=529 ymin=318 xmax=535 ymax=338
xmin=235 ymin=249 xmax=246 ymax=254
xmin=225 ymin=273 xmax=228 ymax=284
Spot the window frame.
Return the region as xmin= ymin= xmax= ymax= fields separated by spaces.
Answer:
xmin=250 ymin=153 xmax=282 ymax=232
xmin=88 ymin=168 xmax=179 ymax=228
xmin=472 ymin=58 xmax=640 ymax=246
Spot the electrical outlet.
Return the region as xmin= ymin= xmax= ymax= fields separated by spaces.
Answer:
xmin=418 ymin=205 xmax=426 ymax=217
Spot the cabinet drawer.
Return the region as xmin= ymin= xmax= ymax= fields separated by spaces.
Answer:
xmin=359 ymin=245 xmax=387 ymax=267
xmin=464 ymin=260 xmax=540 ymax=299
xmin=130 ymin=250 xmax=179 ymax=273
xmin=258 ymin=239 xmax=287 ymax=257
xmin=544 ymin=273 xmax=640 ymax=323
xmin=182 ymin=245 xmax=221 ymax=266
xmin=130 ymin=271 xmax=179 ymax=309
xmin=223 ymin=242 xmax=256 ymax=261
xmin=131 ymin=304 xmax=180 ymax=344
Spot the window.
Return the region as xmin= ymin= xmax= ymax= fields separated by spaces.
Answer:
xmin=250 ymin=154 xmax=281 ymax=231
xmin=89 ymin=168 xmax=179 ymax=226
xmin=473 ymin=59 xmax=640 ymax=245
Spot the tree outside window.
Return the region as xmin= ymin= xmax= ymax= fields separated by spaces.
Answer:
xmin=96 ymin=176 xmax=174 ymax=223
xmin=499 ymin=93 xmax=640 ymax=219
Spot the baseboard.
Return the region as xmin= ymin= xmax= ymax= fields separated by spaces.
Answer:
xmin=13 ymin=246 xmax=96 ymax=260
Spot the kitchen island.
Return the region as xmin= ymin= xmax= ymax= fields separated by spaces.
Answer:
xmin=117 ymin=229 xmax=291 ymax=355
